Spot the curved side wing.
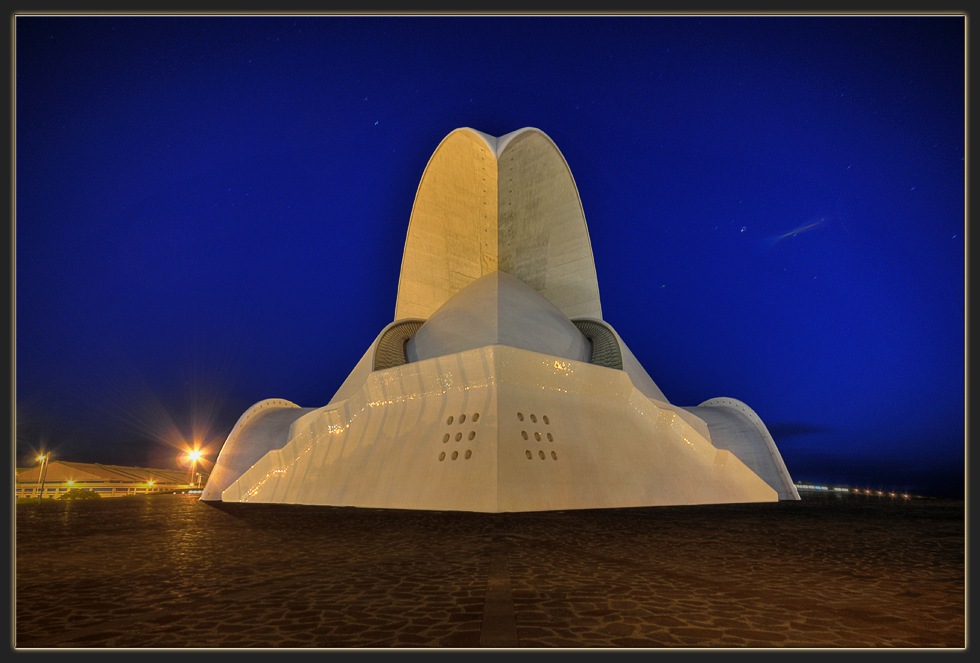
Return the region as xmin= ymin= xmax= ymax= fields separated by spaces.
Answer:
xmin=201 ymin=399 xmax=317 ymax=501
xmin=683 ymin=398 xmax=800 ymax=500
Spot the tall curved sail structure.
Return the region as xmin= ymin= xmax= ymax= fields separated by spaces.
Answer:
xmin=202 ymin=127 xmax=799 ymax=511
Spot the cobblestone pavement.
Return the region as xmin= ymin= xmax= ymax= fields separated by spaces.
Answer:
xmin=14 ymin=493 xmax=964 ymax=648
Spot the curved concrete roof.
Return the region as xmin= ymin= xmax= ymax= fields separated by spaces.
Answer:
xmin=406 ymin=270 xmax=591 ymax=364
xmin=682 ymin=398 xmax=800 ymax=500
xmin=394 ymin=127 xmax=602 ymax=322
xmin=200 ymin=399 xmax=316 ymax=501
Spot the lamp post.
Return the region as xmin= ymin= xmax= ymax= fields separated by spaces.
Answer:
xmin=186 ymin=450 xmax=202 ymax=486
xmin=35 ymin=454 xmax=49 ymax=503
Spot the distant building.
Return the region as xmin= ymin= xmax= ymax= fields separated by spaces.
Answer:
xmin=203 ymin=127 xmax=799 ymax=512
xmin=15 ymin=461 xmax=206 ymax=499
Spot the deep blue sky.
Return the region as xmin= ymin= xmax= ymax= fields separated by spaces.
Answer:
xmin=15 ymin=15 xmax=965 ymax=497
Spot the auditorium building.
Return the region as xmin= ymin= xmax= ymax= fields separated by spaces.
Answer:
xmin=202 ymin=127 xmax=799 ymax=512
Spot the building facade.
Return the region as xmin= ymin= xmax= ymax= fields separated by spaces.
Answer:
xmin=15 ymin=461 xmax=204 ymax=499
xmin=202 ymin=127 xmax=799 ymax=512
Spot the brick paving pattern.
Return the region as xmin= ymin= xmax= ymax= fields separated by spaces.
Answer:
xmin=15 ymin=493 xmax=964 ymax=648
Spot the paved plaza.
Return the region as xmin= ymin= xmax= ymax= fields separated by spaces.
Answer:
xmin=14 ymin=492 xmax=964 ymax=648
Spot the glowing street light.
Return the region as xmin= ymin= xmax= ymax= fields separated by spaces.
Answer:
xmin=185 ymin=450 xmax=203 ymax=486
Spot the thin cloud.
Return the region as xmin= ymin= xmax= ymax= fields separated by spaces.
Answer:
xmin=765 ymin=422 xmax=834 ymax=440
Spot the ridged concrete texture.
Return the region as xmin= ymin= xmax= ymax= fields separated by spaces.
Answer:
xmin=395 ymin=127 xmax=601 ymax=321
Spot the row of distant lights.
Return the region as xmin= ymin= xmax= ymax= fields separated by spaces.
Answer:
xmin=37 ymin=456 xmax=160 ymax=488
xmin=796 ymin=483 xmax=910 ymax=499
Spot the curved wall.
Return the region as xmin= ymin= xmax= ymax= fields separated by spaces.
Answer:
xmin=496 ymin=129 xmax=602 ymax=320
xmin=682 ymin=398 xmax=800 ymax=500
xmin=200 ymin=399 xmax=316 ymax=501
xmin=374 ymin=319 xmax=426 ymax=370
xmin=394 ymin=127 xmax=602 ymax=322
xmin=406 ymin=271 xmax=591 ymax=364
xmin=394 ymin=129 xmax=498 ymax=320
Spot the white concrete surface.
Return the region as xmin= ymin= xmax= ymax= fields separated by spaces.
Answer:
xmin=204 ymin=127 xmax=798 ymax=511
xmin=220 ymin=346 xmax=776 ymax=511
xmin=201 ymin=399 xmax=317 ymax=501
xmin=394 ymin=127 xmax=601 ymax=322
xmin=406 ymin=271 xmax=591 ymax=365
xmin=685 ymin=398 xmax=801 ymax=500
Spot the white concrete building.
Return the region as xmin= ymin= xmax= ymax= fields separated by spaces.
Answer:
xmin=202 ymin=127 xmax=799 ymax=512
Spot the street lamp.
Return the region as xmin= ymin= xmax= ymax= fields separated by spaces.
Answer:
xmin=186 ymin=450 xmax=202 ymax=485
xmin=35 ymin=454 xmax=49 ymax=503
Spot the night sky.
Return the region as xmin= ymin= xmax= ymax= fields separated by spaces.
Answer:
xmin=15 ymin=15 xmax=965 ymax=498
